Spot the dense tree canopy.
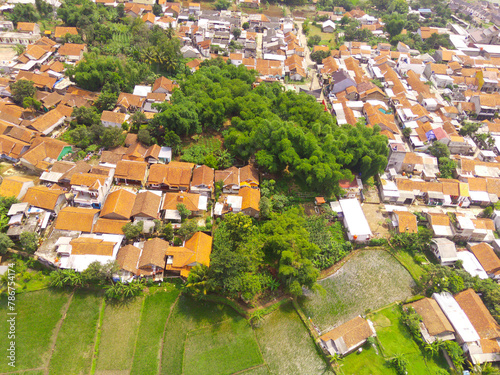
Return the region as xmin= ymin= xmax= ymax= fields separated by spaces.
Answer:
xmin=66 ymin=53 xmax=151 ymax=92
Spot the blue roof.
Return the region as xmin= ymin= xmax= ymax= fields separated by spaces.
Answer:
xmin=419 ymin=8 xmax=432 ymax=12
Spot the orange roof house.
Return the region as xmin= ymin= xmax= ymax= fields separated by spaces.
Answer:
xmin=408 ymin=297 xmax=455 ymax=343
xmin=320 ymin=316 xmax=375 ymax=356
xmin=165 ymin=231 xmax=213 ymax=277
xmin=392 ymin=211 xmax=418 ymax=233
xmin=239 ymin=165 xmax=259 ymax=188
xmin=162 ymin=191 xmax=200 ymax=212
xmin=468 ymin=243 xmax=500 ymax=279
xmin=147 ymin=161 xmax=193 ymax=190
xmin=239 ymin=187 xmax=260 ymax=218
xmin=92 ymin=218 xmax=129 ymax=235
xmin=22 ymin=185 xmax=66 ymax=212
xmin=138 ymin=237 xmax=169 ymax=273
xmin=54 ymin=207 xmax=99 ymax=232
xmin=190 ymin=165 xmax=214 ymax=195
xmin=54 ymin=27 xmax=78 ymax=39
xmin=215 ymin=166 xmax=239 ymax=193
xmin=114 ymin=160 xmax=148 ymax=185
xmin=100 ymin=189 xmax=136 ymax=220
xmin=131 ymin=191 xmax=161 ymax=219
xmin=116 ymin=244 xmax=142 ymax=276
xmin=152 ymin=76 xmax=179 ymax=94
xmin=455 ymin=289 xmax=500 ymax=340
xmin=0 ymin=176 xmax=34 ymax=200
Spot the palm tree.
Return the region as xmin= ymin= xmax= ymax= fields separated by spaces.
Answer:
xmin=140 ymin=46 xmax=157 ymax=66
xmin=165 ymin=23 xmax=175 ymax=40
xmin=470 ymin=362 xmax=500 ymax=375
xmin=184 ymin=264 xmax=212 ymax=296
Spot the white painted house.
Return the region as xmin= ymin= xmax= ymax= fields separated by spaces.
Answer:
xmin=339 ymin=198 xmax=372 ymax=242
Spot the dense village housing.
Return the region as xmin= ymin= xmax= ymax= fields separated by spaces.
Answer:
xmin=6 ymin=0 xmax=500 ymax=372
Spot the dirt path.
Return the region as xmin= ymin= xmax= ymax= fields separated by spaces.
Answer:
xmin=157 ymin=293 xmax=181 ymax=375
xmin=43 ymin=291 xmax=75 ymax=375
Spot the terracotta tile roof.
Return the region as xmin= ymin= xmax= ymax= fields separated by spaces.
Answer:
xmin=70 ymin=237 xmax=115 ymax=256
xmin=29 ymin=109 xmax=65 ymax=133
xmin=17 ymin=22 xmax=37 ymax=33
xmin=0 ymin=176 xmax=32 ymax=199
xmin=191 ymin=165 xmax=214 ymax=189
xmin=147 ymin=162 xmax=193 ymax=187
xmin=320 ymin=316 xmax=373 ymax=352
xmin=455 ymin=289 xmax=500 ymax=339
xmin=215 ymin=166 xmax=239 ymax=186
xmin=131 ymin=191 xmax=161 ymax=219
xmin=58 ymin=43 xmax=86 ymax=57
xmin=116 ymin=244 xmax=141 ymax=273
xmin=468 ymin=177 xmax=487 ymax=192
xmin=162 ymin=191 xmax=200 ymax=211
xmin=54 ymin=27 xmax=78 ymax=38
xmin=22 ymin=185 xmax=65 ymax=210
xmin=101 ymin=110 xmax=126 ymax=124
xmin=240 ymin=165 xmax=259 ymax=185
xmin=439 ymin=179 xmax=460 ymax=196
xmin=100 ymin=189 xmax=136 ymax=220
xmin=165 ymin=231 xmax=213 ymax=275
xmin=394 ymin=211 xmax=418 ymax=233
xmin=114 ymin=160 xmax=148 ymax=182
xmin=89 ymin=216 xmax=129 ymax=235
xmin=70 ymin=173 xmax=106 ymax=190
xmin=142 ymin=12 xmax=155 ymax=23
xmin=487 ymin=178 xmax=500 ymax=196
xmin=239 ymin=187 xmax=260 ymax=211
xmin=409 ymin=297 xmax=454 ymax=336
xmin=152 ymin=76 xmax=179 ymax=93
xmin=469 ymin=243 xmax=500 ymax=276
xmin=16 ymin=71 xmax=56 ymax=90
xmin=55 ymin=207 xmax=98 ymax=232
xmin=117 ymin=93 xmax=144 ymax=110
xmin=419 ymin=27 xmax=439 ymax=39
xmin=139 ymin=237 xmax=168 ymax=269
xmin=428 ymin=213 xmax=450 ymax=226
xmin=24 ymin=45 xmax=47 ymax=60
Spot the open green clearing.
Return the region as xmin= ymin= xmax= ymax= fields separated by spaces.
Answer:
xmin=255 ymin=302 xmax=333 ymax=375
xmin=184 ymin=318 xmax=263 ymax=375
xmin=95 ymin=296 xmax=144 ymax=373
xmin=0 ymin=289 xmax=70 ymax=372
xmin=48 ymin=290 xmax=102 ymax=375
xmin=340 ymin=342 xmax=397 ymax=375
xmin=299 ymin=250 xmax=415 ymax=332
xmin=130 ymin=284 xmax=181 ymax=375
xmin=238 ymin=365 xmax=271 ymax=374
xmin=308 ymin=25 xmax=336 ymax=49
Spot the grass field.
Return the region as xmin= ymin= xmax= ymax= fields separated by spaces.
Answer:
xmin=0 ymin=289 xmax=70 ymax=372
xmin=308 ymin=25 xmax=336 ymax=49
xmin=160 ymin=295 xmax=242 ymax=374
xmin=48 ymin=290 xmax=102 ymax=375
xmin=372 ymin=306 xmax=449 ymax=374
xmin=255 ymin=302 xmax=333 ymax=375
xmin=95 ymin=296 xmax=144 ymax=373
xmin=184 ymin=318 xmax=263 ymax=375
xmin=130 ymin=284 xmax=181 ymax=375
xmin=341 ymin=305 xmax=449 ymax=374
xmin=299 ymin=250 xmax=415 ymax=332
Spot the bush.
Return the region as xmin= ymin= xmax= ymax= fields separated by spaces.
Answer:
xmin=173 ymin=237 xmax=182 ymax=246
xmin=369 ymin=238 xmax=387 ymax=246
